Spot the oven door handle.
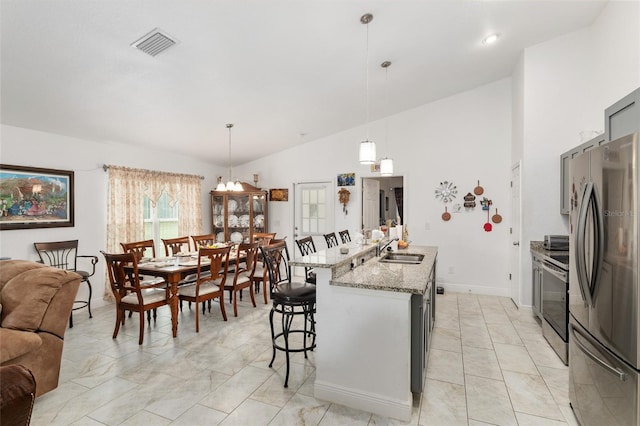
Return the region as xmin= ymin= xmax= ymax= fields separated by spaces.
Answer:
xmin=541 ymin=261 xmax=567 ymax=282
xmin=570 ymin=323 xmax=626 ymax=382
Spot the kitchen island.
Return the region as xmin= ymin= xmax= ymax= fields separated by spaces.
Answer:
xmin=290 ymin=243 xmax=438 ymax=421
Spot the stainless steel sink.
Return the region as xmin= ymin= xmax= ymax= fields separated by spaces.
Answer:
xmin=378 ymin=253 xmax=424 ymax=264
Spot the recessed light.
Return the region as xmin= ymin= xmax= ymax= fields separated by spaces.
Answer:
xmin=482 ymin=33 xmax=500 ymax=45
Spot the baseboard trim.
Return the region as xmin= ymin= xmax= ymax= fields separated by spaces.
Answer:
xmin=439 ymin=283 xmax=510 ymax=297
xmin=314 ymin=380 xmax=412 ymax=422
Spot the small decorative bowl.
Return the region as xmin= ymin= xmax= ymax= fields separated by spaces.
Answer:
xmin=340 ymin=246 xmax=349 ymax=254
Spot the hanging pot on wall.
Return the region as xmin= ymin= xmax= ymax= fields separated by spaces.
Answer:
xmin=474 ymin=180 xmax=484 ymax=196
xmin=492 ymin=208 xmax=502 ymax=224
xmin=442 ymin=206 xmax=451 ymax=221
xmin=484 ymin=210 xmax=493 ymax=232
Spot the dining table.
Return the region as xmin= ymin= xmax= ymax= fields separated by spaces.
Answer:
xmin=126 ymin=248 xmax=243 ymax=338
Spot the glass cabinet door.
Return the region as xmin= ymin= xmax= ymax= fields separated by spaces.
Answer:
xmin=227 ymin=193 xmax=250 ymax=243
xmin=252 ymin=193 xmax=267 ymax=235
xmin=211 ymin=194 xmax=225 ymax=243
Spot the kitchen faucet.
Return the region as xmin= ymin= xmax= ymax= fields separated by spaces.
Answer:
xmin=377 ymin=237 xmax=399 ymax=256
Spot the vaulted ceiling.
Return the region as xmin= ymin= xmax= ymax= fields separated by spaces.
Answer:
xmin=1 ymin=0 xmax=607 ymax=165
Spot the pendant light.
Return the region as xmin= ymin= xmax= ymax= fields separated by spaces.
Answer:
xmin=218 ymin=123 xmax=243 ymax=192
xmin=379 ymin=60 xmax=394 ymax=176
xmin=359 ymin=13 xmax=376 ymax=165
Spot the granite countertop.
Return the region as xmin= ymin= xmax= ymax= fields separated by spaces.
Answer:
xmin=330 ymin=245 xmax=438 ymax=295
xmin=290 ymin=242 xmax=377 ymax=270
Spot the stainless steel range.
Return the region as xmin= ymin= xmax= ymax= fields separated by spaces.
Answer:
xmin=541 ymin=251 xmax=570 ymax=365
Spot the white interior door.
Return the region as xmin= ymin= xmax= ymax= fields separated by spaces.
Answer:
xmin=293 ymin=181 xmax=333 ymax=250
xmin=510 ymin=162 xmax=521 ymax=306
xmin=362 ymin=178 xmax=380 ymax=230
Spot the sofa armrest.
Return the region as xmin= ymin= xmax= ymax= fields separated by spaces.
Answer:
xmin=0 ymin=329 xmax=42 ymax=363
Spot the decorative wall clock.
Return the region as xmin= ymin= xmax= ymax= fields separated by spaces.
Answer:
xmin=434 ymin=181 xmax=457 ymax=203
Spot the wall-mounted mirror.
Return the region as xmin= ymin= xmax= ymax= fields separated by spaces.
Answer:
xmin=362 ymin=176 xmax=404 ymax=230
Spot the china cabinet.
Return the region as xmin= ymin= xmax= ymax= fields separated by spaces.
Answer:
xmin=210 ymin=183 xmax=268 ymax=244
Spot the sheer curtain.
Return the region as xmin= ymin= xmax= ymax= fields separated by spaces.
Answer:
xmin=104 ymin=165 xmax=203 ymax=300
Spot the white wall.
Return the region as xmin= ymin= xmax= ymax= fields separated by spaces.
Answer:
xmin=0 ymin=125 xmax=222 ymax=305
xmin=515 ymin=0 xmax=639 ymax=306
xmin=237 ymin=78 xmax=514 ymax=296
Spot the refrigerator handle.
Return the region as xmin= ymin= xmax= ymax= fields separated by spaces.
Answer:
xmin=570 ymin=323 xmax=627 ymax=382
xmin=575 ymin=183 xmax=593 ymax=306
xmin=589 ymin=183 xmax=604 ymax=302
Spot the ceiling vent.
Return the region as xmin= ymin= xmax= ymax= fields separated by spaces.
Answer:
xmin=131 ymin=28 xmax=177 ymax=57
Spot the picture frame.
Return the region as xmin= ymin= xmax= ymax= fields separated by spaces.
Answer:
xmin=337 ymin=173 xmax=355 ymax=187
xmin=0 ymin=164 xmax=74 ymax=230
xmin=269 ymin=188 xmax=288 ymax=202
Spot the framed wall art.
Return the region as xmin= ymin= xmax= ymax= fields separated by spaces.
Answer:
xmin=269 ymin=188 xmax=288 ymax=202
xmin=0 ymin=164 xmax=74 ymax=230
xmin=337 ymin=173 xmax=355 ymax=187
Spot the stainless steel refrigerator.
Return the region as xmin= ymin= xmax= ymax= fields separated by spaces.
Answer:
xmin=568 ymin=132 xmax=639 ymax=425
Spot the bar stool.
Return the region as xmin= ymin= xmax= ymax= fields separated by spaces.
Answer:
xmin=261 ymin=241 xmax=316 ymax=388
xmin=295 ymin=236 xmax=317 ymax=284
xmin=324 ymin=232 xmax=339 ymax=248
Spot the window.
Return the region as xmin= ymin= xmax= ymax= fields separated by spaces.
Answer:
xmin=301 ymin=187 xmax=327 ymax=234
xmin=143 ymin=191 xmax=179 ymax=254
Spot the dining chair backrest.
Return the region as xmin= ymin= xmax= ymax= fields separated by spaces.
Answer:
xmin=260 ymin=241 xmax=293 ymax=295
xmin=102 ymin=251 xmax=139 ymax=302
xmin=252 ymin=232 xmax=276 ymax=247
xmin=197 ymin=246 xmax=231 ymax=283
xmin=191 ymin=234 xmax=217 ymax=249
xmin=120 ymin=240 xmax=155 ymax=261
xmin=324 ymin=232 xmax=339 ymax=248
xmin=162 ymin=236 xmax=191 ymax=256
xmin=295 ymin=236 xmax=316 ymax=257
xmin=235 ymin=242 xmax=260 ymax=279
xmin=339 ymin=230 xmax=351 ymax=244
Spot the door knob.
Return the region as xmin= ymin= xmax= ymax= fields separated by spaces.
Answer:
xmin=513 ymin=241 xmax=520 ymax=246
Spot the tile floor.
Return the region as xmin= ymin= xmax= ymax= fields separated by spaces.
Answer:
xmin=31 ymin=291 xmax=578 ymax=425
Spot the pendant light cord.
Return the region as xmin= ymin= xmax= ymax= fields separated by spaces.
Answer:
xmin=365 ymin=20 xmax=370 ymax=141
xmin=227 ymin=123 xmax=233 ymax=181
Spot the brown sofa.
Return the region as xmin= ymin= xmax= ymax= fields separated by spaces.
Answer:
xmin=0 ymin=260 xmax=81 ymax=397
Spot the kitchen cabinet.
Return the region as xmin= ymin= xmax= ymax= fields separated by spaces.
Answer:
xmin=605 ymin=87 xmax=639 ymax=142
xmin=532 ymin=252 xmax=543 ymax=320
xmin=559 ymin=133 xmax=605 ymax=214
xmin=210 ymin=182 xmax=268 ymax=244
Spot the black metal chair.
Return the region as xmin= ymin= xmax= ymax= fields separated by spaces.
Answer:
xmin=34 ymin=240 xmax=98 ymax=328
xmin=339 ymin=229 xmax=351 ymax=244
xmin=261 ymin=241 xmax=316 ymax=388
xmin=324 ymin=232 xmax=339 ymax=248
xmin=295 ymin=236 xmax=317 ymax=284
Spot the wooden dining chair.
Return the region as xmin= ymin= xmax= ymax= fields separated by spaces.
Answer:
xmin=162 ymin=236 xmax=191 ymax=256
xmin=224 ymin=242 xmax=259 ymax=316
xmin=33 ymin=239 xmax=98 ymax=328
xmin=295 ymin=236 xmax=317 ymax=284
xmin=191 ymin=234 xmax=217 ymax=249
xmin=324 ymin=232 xmax=339 ymax=248
xmin=120 ymin=239 xmax=155 ymax=260
xmin=339 ymin=229 xmax=351 ymax=244
xmin=251 ymin=232 xmax=276 ymax=303
xmin=178 ymin=246 xmax=231 ymax=332
xmin=101 ymin=251 xmax=168 ymax=345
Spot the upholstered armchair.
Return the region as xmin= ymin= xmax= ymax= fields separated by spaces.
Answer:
xmin=0 ymin=260 xmax=81 ymax=397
